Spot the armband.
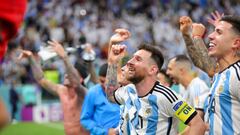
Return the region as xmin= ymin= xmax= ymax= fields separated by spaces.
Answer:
xmin=173 ymin=101 xmax=196 ymax=124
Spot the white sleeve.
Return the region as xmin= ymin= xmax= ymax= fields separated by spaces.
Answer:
xmin=159 ymin=92 xmax=197 ymax=125
xmin=114 ymin=84 xmax=136 ymax=105
xmin=192 ymin=80 xmax=210 ymax=110
xmin=230 ymin=73 xmax=240 ymax=101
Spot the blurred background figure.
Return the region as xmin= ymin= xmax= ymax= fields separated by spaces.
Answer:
xmin=166 ymin=55 xmax=209 ymax=119
xmin=9 ymin=85 xmax=19 ymax=121
xmin=81 ymin=63 xmax=120 ymax=135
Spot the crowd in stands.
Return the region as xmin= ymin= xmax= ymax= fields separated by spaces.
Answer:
xmin=0 ymin=0 xmax=239 ymax=100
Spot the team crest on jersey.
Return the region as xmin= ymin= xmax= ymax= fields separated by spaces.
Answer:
xmin=173 ymin=101 xmax=183 ymax=111
xmin=145 ymin=108 xmax=152 ymax=115
xmin=217 ymin=85 xmax=224 ymax=94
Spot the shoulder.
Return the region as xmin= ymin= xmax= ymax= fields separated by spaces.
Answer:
xmin=87 ymin=84 xmax=103 ymax=95
xmin=152 ymin=83 xmax=179 ymax=104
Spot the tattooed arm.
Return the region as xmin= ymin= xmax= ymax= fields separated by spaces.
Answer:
xmin=182 ymin=34 xmax=216 ymax=77
xmin=19 ymin=50 xmax=61 ymax=96
xmin=106 ymin=63 xmax=119 ymax=103
xmin=48 ymin=40 xmax=82 ymax=87
xmin=180 ymin=16 xmax=217 ymax=77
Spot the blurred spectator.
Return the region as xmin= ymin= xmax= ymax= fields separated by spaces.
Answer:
xmin=81 ymin=63 xmax=120 ymax=135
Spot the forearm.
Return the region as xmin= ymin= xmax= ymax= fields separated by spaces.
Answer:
xmin=29 ymin=56 xmax=59 ymax=95
xmin=29 ymin=56 xmax=44 ymax=82
xmin=106 ymin=63 xmax=119 ymax=102
xmin=62 ymin=55 xmax=81 ymax=85
xmin=183 ymin=34 xmax=216 ymax=77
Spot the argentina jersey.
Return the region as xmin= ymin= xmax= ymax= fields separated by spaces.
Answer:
xmin=206 ymin=60 xmax=240 ymax=135
xmin=114 ymin=81 xmax=197 ymax=135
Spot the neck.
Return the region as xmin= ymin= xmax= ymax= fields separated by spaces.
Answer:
xmin=217 ymin=55 xmax=240 ymax=72
xmin=135 ymin=77 xmax=156 ymax=97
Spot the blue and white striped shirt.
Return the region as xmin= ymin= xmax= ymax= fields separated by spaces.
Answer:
xmin=114 ymin=81 xmax=197 ymax=135
xmin=205 ymin=61 xmax=240 ymax=135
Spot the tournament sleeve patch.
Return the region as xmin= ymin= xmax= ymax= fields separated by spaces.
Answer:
xmin=173 ymin=101 xmax=196 ymax=123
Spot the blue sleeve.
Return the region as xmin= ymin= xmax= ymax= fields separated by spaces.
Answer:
xmin=80 ymin=88 xmax=109 ymax=135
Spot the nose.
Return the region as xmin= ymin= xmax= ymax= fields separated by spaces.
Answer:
xmin=127 ymin=57 xmax=135 ymax=65
xmin=208 ymin=32 xmax=214 ymax=41
xmin=166 ymin=69 xmax=170 ymax=75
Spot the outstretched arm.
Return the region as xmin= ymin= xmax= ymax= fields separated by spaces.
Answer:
xmin=18 ymin=50 xmax=61 ymax=95
xmin=48 ymin=40 xmax=82 ymax=87
xmin=179 ymin=16 xmax=217 ymax=77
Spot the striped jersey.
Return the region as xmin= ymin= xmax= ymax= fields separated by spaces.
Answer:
xmin=114 ymin=81 xmax=197 ymax=135
xmin=184 ymin=77 xmax=209 ymax=110
xmin=205 ymin=60 xmax=240 ymax=135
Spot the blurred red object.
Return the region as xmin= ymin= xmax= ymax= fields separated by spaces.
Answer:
xmin=0 ymin=0 xmax=27 ymax=60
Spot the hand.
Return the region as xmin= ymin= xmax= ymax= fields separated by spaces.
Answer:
xmin=108 ymin=44 xmax=126 ymax=64
xmin=18 ymin=50 xmax=33 ymax=60
xmin=207 ymin=11 xmax=224 ymax=27
xmin=110 ymin=28 xmax=131 ymax=44
xmin=108 ymin=128 xmax=117 ymax=135
xmin=47 ymin=40 xmax=66 ymax=59
xmin=179 ymin=16 xmax=193 ymax=36
xmin=192 ymin=23 xmax=206 ymax=38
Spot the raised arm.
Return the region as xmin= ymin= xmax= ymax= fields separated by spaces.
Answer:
xmin=179 ymin=16 xmax=216 ymax=77
xmin=48 ymin=40 xmax=82 ymax=87
xmin=106 ymin=29 xmax=130 ymax=102
xmin=18 ymin=50 xmax=61 ymax=95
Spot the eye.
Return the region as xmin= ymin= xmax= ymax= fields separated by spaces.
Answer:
xmin=135 ymin=56 xmax=142 ymax=61
xmin=216 ymin=29 xmax=222 ymax=35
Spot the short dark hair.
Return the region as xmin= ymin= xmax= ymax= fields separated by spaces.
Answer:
xmin=138 ymin=44 xmax=164 ymax=71
xmin=99 ymin=63 xmax=108 ymax=77
xmin=171 ymin=54 xmax=192 ymax=69
xmin=74 ymin=61 xmax=89 ymax=79
xmin=174 ymin=54 xmax=191 ymax=63
xmin=221 ymin=15 xmax=240 ymax=35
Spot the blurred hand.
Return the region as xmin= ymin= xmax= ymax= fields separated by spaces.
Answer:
xmin=110 ymin=28 xmax=131 ymax=44
xmin=179 ymin=16 xmax=192 ymax=35
xmin=192 ymin=23 xmax=206 ymax=38
xmin=18 ymin=50 xmax=33 ymax=60
xmin=108 ymin=44 xmax=126 ymax=64
xmin=108 ymin=128 xmax=117 ymax=135
xmin=207 ymin=11 xmax=224 ymax=27
xmin=47 ymin=40 xmax=66 ymax=59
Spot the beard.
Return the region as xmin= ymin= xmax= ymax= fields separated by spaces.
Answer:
xmin=127 ymin=74 xmax=145 ymax=84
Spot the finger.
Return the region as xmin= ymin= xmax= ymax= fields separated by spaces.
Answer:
xmin=47 ymin=40 xmax=55 ymax=46
xmin=215 ymin=11 xmax=221 ymax=18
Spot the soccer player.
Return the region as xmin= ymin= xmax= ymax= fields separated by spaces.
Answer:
xmin=167 ymin=55 xmax=209 ymax=119
xmin=179 ymin=13 xmax=240 ymax=134
xmin=105 ymin=29 xmax=206 ymax=134
xmin=19 ymin=40 xmax=89 ymax=135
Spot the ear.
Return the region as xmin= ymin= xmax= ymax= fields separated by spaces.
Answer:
xmin=149 ymin=65 xmax=159 ymax=75
xmin=233 ymin=38 xmax=240 ymax=49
